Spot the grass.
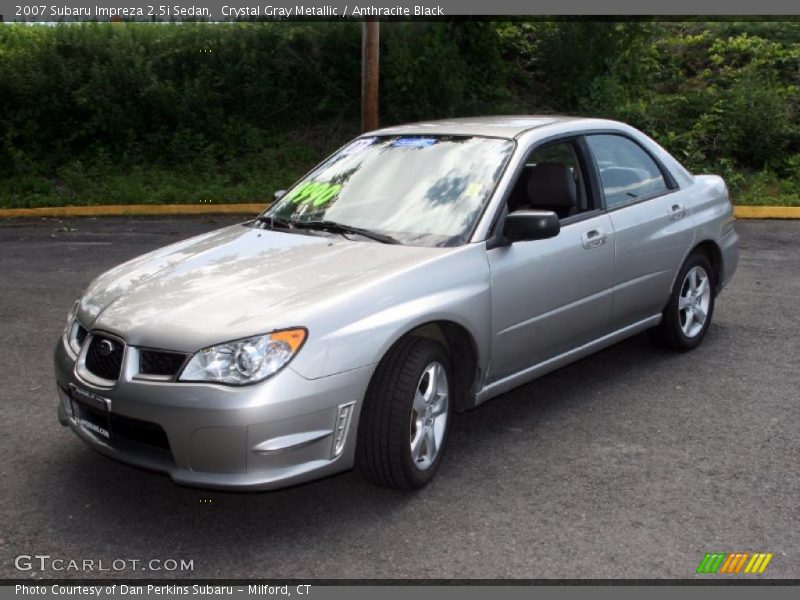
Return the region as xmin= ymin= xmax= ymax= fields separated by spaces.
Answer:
xmin=1 ymin=157 xmax=798 ymax=209
xmin=0 ymin=128 xmax=351 ymax=209
xmin=731 ymin=172 xmax=800 ymax=207
xmin=0 ymin=151 xmax=317 ymax=209
xmin=0 ymin=165 xmax=287 ymax=208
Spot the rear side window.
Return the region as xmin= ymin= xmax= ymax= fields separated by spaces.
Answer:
xmin=586 ymin=135 xmax=669 ymax=208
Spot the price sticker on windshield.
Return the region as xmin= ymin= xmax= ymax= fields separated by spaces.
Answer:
xmin=285 ymin=181 xmax=342 ymax=207
xmin=393 ymin=137 xmax=437 ymax=148
xmin=465 ymin=182 xmax=483 ymax=198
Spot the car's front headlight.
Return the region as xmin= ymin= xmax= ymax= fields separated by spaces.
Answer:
xmin=63 ymin=301 xmax=87 ymax=356
xmin=179 ymin=328 xmax=307 ymax=385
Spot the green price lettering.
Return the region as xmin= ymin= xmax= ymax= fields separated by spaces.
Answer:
xmin=286 ymin=181 xmax=342 ymax=207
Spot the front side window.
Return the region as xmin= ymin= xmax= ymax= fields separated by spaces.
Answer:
xmin=265 ymin=135 xmax=514 ymax=247
xmin=506 ymin=140 xmax=592 ymax=220
xmin=586 ymin=134 xmax=670 ymax=208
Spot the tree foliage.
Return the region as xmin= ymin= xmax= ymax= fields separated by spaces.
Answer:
xmin=1 ymin=20 xmax=798 ymax=207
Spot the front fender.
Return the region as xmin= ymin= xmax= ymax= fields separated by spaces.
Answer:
xmin=288 ymin=243 xmax=492 ymax=381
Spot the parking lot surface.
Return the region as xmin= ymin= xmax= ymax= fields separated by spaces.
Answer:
xmin=0 ymin=216 xmax=797 ymax=579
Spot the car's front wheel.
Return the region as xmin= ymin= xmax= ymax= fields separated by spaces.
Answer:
xmin=356 ymin=336 xmax=452 ymax=489
xmin=651 ymin=250 xmax=716 ymax=351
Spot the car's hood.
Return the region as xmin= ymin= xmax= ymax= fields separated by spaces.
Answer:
xmin=78 ymin=224 xmax=447 ymax=351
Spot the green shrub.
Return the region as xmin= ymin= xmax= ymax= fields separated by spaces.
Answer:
xmin=1 ymin=20 xmax=799 ymax=207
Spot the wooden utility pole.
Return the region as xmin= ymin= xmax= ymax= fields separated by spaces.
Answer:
xmin=361 ymin=19 xmax=380 ymax=132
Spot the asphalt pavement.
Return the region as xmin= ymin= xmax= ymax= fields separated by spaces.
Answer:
xmin=0 ymin=216 xmax=797 ymax=579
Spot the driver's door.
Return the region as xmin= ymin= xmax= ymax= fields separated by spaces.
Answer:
xmin=487 ymin=212 xmax=615 ymax=383
xmin=485 ymin=137 xmax=616 ymax=384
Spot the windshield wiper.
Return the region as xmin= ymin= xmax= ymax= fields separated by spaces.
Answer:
xmin=292 ymin=220 xmax=401 ymax=245
xmin=256 ymin=215 xmax=400 ymax=245
xmin=256 ymin=215 xmax=295 ymax=230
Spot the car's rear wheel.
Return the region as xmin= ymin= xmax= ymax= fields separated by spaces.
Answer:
xmin=355 ymin=336 xmax=452 ymax=489
xmin=651 ymin=251 xmax=716 ymax=351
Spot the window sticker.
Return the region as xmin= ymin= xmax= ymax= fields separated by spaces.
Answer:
xmin=285 ymin=181 xmax=342 ymax=207
xmin=464 ymin=182 xmax=483 ymax=198
xmin=392 ymin=137 xmax=437 ymax=148
xmin=340 ymin=137 xmax=377 ymax=156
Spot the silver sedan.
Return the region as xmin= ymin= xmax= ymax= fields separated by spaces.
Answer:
xmin=54 ymin=116 xmax=739 ymax=490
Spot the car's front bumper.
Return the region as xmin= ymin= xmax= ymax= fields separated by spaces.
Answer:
xmin=54 ymin=337 xmax=374 ymax=490
xmin=719 ymin=222 xmax=740 ymax=291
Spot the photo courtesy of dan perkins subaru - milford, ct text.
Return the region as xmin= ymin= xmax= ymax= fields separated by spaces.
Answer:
xmin=15 ymin=585 xmax=311 ymax=596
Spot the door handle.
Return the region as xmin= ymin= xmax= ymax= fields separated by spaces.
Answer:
xmin=668 ymin=203 xmax=685 ymax=220
xmin=581 ymin=229 xmax=607 ymax=249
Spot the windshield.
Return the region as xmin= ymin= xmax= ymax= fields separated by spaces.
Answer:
xmin=264 ymin=135 xmax=514 ymax=247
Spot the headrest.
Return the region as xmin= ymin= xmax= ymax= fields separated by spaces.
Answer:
xmin=527 ymin=162 xmax=577 ymax=208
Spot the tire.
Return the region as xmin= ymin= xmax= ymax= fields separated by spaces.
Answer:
xmin=356 ymin=336 xmax=453 ymax=490
xmin=650 ymin=250 xmax=716 ymax=352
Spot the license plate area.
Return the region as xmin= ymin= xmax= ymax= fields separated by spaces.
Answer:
xmin=68 ymin=384 xmax=111 ymax=439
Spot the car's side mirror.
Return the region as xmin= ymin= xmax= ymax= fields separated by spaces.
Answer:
xmin=273 ymin=190 xmax=287 ymax=201
xmin=502 ymin=210 xmax=560 ymax=243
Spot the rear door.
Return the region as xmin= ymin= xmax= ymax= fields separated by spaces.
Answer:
xmin=585 ymin=134 xmax=695 ymax=329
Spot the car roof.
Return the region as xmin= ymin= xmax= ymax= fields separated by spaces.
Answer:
xmin=370 ymin=115 xmax=600 ymax=139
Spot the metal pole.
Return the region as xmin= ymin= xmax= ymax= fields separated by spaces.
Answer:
xmin=361 ymin=19 xmax=380 ymax=133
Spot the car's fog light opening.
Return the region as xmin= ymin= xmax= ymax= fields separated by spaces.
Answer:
xmin=332 ymin=402 xmax=355 ymax=458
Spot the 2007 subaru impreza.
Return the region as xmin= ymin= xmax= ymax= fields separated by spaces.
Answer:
xmin=55 ymin=116 xmax=739 ymax=490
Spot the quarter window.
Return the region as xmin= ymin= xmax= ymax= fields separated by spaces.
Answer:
xmin=586 ymin=135 xmax=669 ymax=208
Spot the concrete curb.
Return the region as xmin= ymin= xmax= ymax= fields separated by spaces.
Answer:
xmin=0 ymin=203 xmax=797 ymax=219
xmin=0 ymin=203 xmax=266 ymax=219
xmin=733 ymin=206 xmax=800 ymax=219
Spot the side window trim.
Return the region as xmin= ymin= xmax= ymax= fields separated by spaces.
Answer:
xmin=575 ymin=136 xmax=606 ymax=211
xmin=584 ymin=132 xmax=680 ymax=213
xmin=605 ymin=186 xmax=680 ymax=213
xmin=487 ymin=134 xmax=579 ymax=240
xmin=487 ymin=134 xmax=597 ymax=239
xmin=559 ymin=208 xmax=605 ymax=227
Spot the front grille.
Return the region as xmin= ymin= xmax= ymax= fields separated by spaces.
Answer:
xmin=85 ymin=335 xmax=124 ymax=381
xmin=139 ymin=350 xmax=187 ymax=377
xmin=109 ymin=413 xmax=171 ymax=451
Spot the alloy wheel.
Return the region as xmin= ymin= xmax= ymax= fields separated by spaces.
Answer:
xmin=409 ymin=361 xmax=449 ymax=470
xmin=678 ymin=265 xmax=712 ymax=338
